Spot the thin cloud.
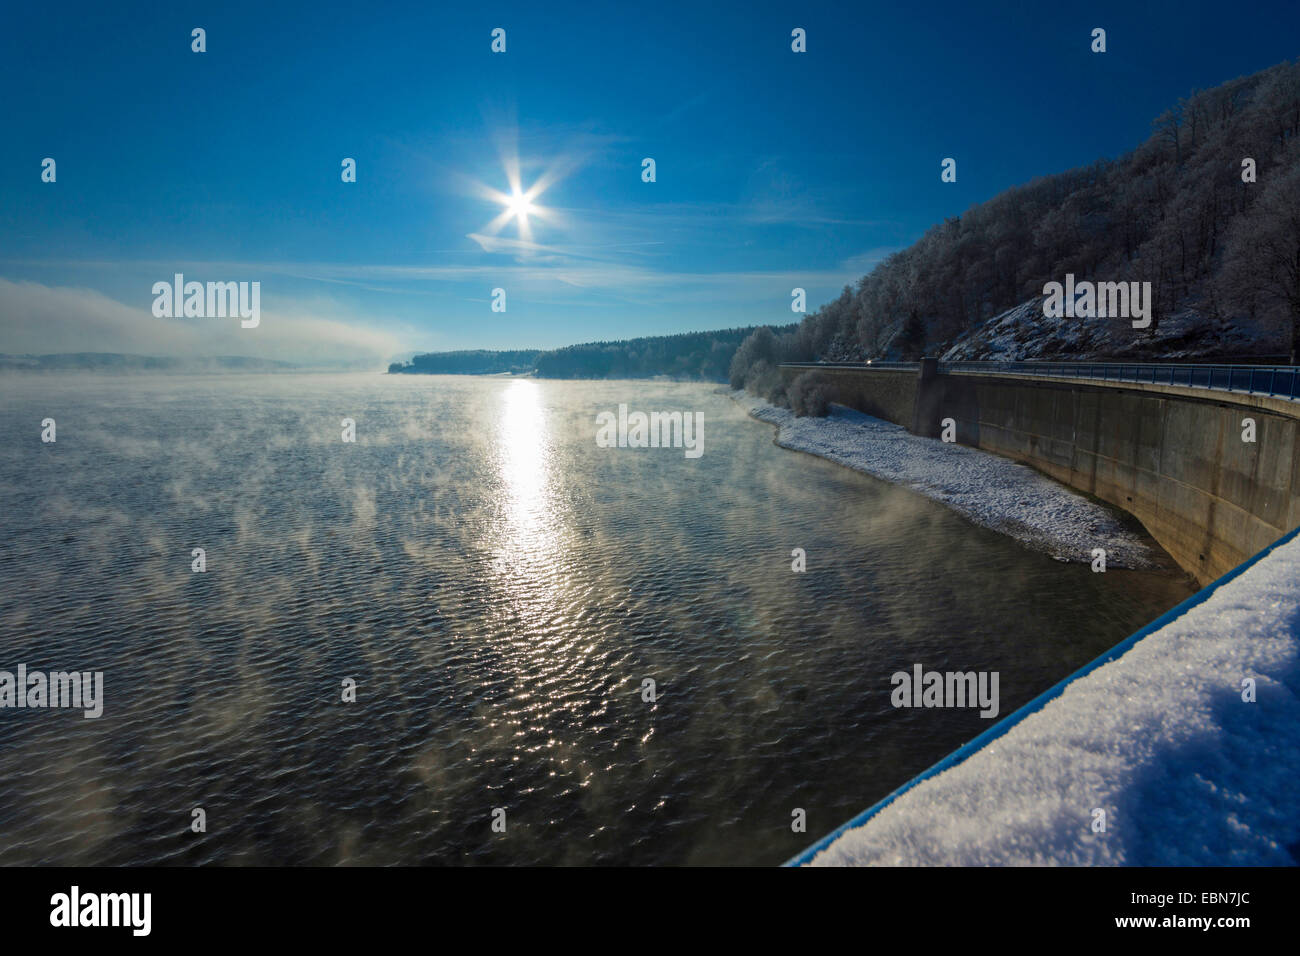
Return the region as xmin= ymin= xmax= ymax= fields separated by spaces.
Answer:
xmin=0 ymin=279 xmax=410 ymax=367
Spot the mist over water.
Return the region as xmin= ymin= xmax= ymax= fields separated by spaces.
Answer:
xmin=0 ymin=373 xmax=1193 ymax=865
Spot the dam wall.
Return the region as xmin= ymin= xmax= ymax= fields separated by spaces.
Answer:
xmin=779 ymin=363 xmax=1300 ymax=585
xmin=782 ymin=365 xmax=918 ymax=428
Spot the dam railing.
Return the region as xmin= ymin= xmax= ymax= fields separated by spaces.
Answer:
xmin=783 ymin=360 xmax=1300 ymax=401
xmin=941 ymin=360 xmax=1300 ymax=400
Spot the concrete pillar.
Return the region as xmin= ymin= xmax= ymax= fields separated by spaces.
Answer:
xmin=912 ymin=357 xmax=943 ymax=436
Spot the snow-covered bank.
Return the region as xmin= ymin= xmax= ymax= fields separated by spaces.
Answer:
xmin=797 ymin=526 xmax=1300 ymax=866
xmin=734 ymin=391 xmax=1157 ymax=569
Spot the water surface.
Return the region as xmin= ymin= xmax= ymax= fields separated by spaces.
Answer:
xmin=0 ymin=373 xmax=1193 ymax=865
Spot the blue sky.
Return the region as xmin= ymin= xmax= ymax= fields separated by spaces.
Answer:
xmin=2 ymin=0 xmax=1298 ymax=364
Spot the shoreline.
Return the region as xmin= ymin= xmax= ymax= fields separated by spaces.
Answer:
xmin=731 ymin=390 xmax=1164 ymax=571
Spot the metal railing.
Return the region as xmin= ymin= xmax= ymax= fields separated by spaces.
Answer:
xmin=783 ymin=361 xmax=921 ymax=371
xmin=939 ymin=361 xmax=1300 ymax=401
xmin=779 ymin=360 xmax=1300 ymax=401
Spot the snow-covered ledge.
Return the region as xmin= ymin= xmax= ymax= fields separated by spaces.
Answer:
xmin=789 ymin=525 xmax=1300 ymax=866
xmin=734 ymin=392 xmax=1158 ymax=568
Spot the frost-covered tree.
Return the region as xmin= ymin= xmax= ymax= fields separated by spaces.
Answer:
xmin=1221 ymin=150 xmax=1300 ymax=361
xmin=726 ymin=57 xmax=1300 ymax=380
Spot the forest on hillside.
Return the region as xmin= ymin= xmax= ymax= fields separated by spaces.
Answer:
xmin=732 ymin=58 xmax=1300 ymax=411
xmin=389 ymin=325 xmax=794 ymax=381
xmin=389 ymin=350 xmax=541 ymax=375
xmin=532 ymin=327 xmax=793 ymax=380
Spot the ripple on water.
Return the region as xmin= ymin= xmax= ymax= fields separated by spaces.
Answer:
xmin=0 ymin=374 xmax=1193 ymax=865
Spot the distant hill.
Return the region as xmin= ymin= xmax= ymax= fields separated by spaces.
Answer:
xmin=0 ymin=353 xmax=297 ymax=372
xmin=534 ymin=327 xmax=794 ymax=380
xmin=390 ymin=325 xmax=796 ymax=381
xmin=388 ymin=350 xmax=541 ymax=375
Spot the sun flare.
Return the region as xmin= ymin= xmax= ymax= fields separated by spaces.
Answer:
xmin=504 ymin=189 xmax=535 ymax=222
xmin=465 ymin=135 xmax=573 ymax=245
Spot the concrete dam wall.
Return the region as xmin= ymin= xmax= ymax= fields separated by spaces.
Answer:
xmin=780 ymin=363 xmax=1300 ymax=585
xmin=785 ymin=365 xmax=919 ymax=426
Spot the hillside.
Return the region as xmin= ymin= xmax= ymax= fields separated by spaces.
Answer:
xmin=391 ymin=325 xmax=796 ymax=381
xmin=388 ymin=350 xmax=541 ymax=375
xmin=732 ymin=58 xmax=1300 ymax=402
xmin=939 ymin=299 xmax=1276 ymax=363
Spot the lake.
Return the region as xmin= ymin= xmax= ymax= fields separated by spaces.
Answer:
xmin=0 ymin=373 xmax=1193 ymax=865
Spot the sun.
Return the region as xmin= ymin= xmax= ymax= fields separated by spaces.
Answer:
xmin=478 ymin=181 xmax=545 ymax=241
xmin=505 ymin=189 xmax=535 ymax=222
xmin=465 ymin=137 xmax=570 ymax=245
xmin=484 ymin=182 xmax=545 ymax=241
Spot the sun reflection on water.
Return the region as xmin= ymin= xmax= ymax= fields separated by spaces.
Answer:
xmin=488 ymin=378 xmax=571 ymax=617
xmin=497 ymin=379 xmax=551 ymax=532
xmin=486 ymin=380 xmax=598 ymax=761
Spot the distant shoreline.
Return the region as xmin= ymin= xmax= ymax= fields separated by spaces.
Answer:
xmin=0 ymin=353 xmax=298 ymax=373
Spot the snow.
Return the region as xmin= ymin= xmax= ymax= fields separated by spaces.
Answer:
xmin=940 ymin=296 xmax=1270 ymax=363
xmin=801 ymin=528 xmax=1300 ymax=866
xmin=734 ymin=391 xmax=1156 ymax=569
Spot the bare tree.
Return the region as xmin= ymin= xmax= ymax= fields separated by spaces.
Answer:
xmin=1221 ymin=154 xmax=1300 ymax=361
